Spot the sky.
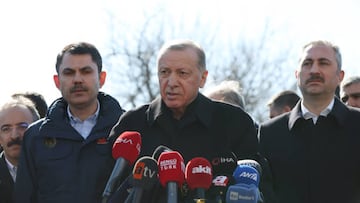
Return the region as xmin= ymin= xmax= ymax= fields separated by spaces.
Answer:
xmin=1 ymin=0 xmax=359 ymax=109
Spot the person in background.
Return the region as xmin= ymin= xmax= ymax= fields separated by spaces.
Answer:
xmin=204 ymin=80 xmax=274 ymax=202
xmin=259 ymin=40 xmax=360 ymax=203
xmin=340 ymin=75 xmax=360 ymax=108
xmin=204 ymin=80 xmax=246 ymax=109
xmin=12 ymin=92 xmax=48 ymax=118
xmin=14 ymin=42 xmax=125 ymax=203
xmin=0 ymin=97 xmax=39 ymax=203
xmin=204 ymin=79 xmax=260 ymax=130
xmin=108 ymin=39 xmax=263 ymax=202
xmin=267 ymin=90 xmax=300 ymax=118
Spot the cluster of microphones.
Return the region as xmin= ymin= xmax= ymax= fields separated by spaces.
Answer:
xmin=101 ymin=131 xmax=263 ymax=203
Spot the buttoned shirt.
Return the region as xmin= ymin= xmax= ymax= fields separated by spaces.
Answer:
xmin=67 ymin=100 xmax=100 ymax=139
xmin=301 ymin=98 xmax=334 ymax=124
xmin=5 ymin=157 xmax=17 ymax=182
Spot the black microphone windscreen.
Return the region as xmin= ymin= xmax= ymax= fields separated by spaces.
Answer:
xmin=130 ymin=156 xmax=159 ymax=190
xmin=210 ymin=151 xmax=238 ymax=175
xmin=152 ymin=145 xmax=172 ymax=160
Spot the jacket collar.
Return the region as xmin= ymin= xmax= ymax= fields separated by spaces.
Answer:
xmin=146 ymin=93 xmax=212 ymax=128
xmin=288 ymin=97 xmax=348 ymax=130
xmin=39 ymin=92 xmax=123 ymax=141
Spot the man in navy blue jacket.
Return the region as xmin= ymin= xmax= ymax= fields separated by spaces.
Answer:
xmin=14 ymin=42 xmax=125 ymax=203
xmin=259 ymin=40 xmax=360 ymax=203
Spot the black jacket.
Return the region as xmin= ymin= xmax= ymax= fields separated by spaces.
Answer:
xmin=14 ymin=92 xmax=124 ymax=203
xmin=109 ymin=93 xmax=259 ymax=202
xmin=0 ymin=152 xmax=14 ymax=203
xmin=259 ymin=97 xmax=360 ymax=203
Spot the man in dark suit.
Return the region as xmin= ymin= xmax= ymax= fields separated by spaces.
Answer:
xmin=259 ymin=40 xmax=360 ymax=203
xmin=108 ymin=39 xmax=264 ymax=202
xmin=0 ymin=97 xmax=39 ymax=203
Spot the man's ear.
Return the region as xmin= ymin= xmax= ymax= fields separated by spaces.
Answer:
xmin=99 ymin=71 xmax=106 ymax=88
xmin=199 ymin=70 xmax=208 ymax=88
xmin=53 ymin=75 xmax=60 ymax=89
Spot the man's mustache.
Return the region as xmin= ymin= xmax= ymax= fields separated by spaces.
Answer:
xmin=306 ymin=75 xmax=324 ymax=84
xmin=70 ymin=85 xmax=88 ymax=93
xmin=7 ymin=138 xmax=22 ymax=147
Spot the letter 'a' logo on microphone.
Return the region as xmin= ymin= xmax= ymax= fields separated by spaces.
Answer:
xmin=212 ymin=175 xmax=229 ymax=187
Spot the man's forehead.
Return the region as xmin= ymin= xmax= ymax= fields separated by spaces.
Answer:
xmin=59 ymin=54 xmax=96 ymax=68
xmin=0 ymin=106 xmax=32 ymax=123
xmin=302 ymin=44 xmax=334 ymax=58
xmin=344 ymin=82 xmax=360 ymax=91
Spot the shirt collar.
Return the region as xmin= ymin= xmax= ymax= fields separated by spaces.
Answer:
xmin=67 ymin=100 xmax=100 ymax=123
xmin=289 ymin=97 xmax=347 ymax=129
xmin=4 ymin=156 xmax=15 ymax=169
xmin=4 ymin=156 xmax=17 ymax=182
xmin=301 ymin=98 xmax=334 ymax=120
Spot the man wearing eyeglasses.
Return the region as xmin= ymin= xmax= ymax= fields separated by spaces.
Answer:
xmin=0 ymin=97 xmax=39 ymax=203
xmin=341 ymin=76 xmax=360 ymax=108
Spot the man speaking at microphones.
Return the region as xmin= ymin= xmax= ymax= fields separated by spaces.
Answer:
xmin=108 ymin=39 xmax=260 ymax=202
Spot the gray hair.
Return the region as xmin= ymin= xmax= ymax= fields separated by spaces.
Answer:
xmin=341 ymin=76 xmax=360 ymax=89
xmin=1 ymin=97 xmax=40 ymax=121
xmin=204 ymin=80 xmax=245 ymax=109
xmin=157 ymin=39 xmax=206 ymax=71
xmin=301 ymin=40 xmax=342 ymax=71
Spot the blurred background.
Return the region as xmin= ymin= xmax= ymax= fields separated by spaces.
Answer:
xmin=1 ymin=0 xmax=359 ymax=122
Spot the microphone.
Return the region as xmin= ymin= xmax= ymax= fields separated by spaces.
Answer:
xmin=226 ymin=165 xmax=261 ymax=203
xmin=158 ymin=151 xmax=185 ymax=203
xmin=209 ymin=151 xmax=237 ymax=202
xmin=102 ymin=131 xmax=142 ymax=203
xmin=233 ymin=165 xmax=260 ymax=187
xmin=237 ymin=159 xmax=262 ymax=177
xmin=210 ymin=175 xmax=235 ymax=203
xmin=210 ymin=151 xmax=238 ymax=176
xmin=152 ymin=145 xmax=172 ymax=160
xmin=125 ymin=156 xmax=158 ymax=203
xmin=185 ymin=157 xmax=213 ymax=200
xmin=225 ymin=184 xmax=260 ymax=203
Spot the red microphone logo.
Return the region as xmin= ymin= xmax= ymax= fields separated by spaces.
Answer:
xmin=185 ymin=157 xmax=213 ymax=190
xmin=158 ymin=151 xmax=185 ymax=187
xmin=112 ymin=131 xmax=142 ymax=165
